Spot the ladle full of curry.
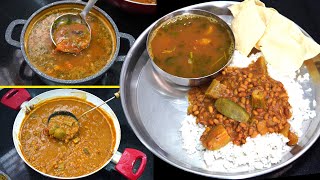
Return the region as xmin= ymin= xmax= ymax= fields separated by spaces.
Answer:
xmin=50 ymin=0 xmax=98 ymax=53
xmin=47 ymin=91 xmax=120 ymax=141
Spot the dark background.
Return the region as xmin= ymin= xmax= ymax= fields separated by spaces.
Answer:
xmin=1 ymin=0 xmax=320 ymax=179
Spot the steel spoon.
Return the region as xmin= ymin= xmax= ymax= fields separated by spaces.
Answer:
xmin=47 ymin=91 xmax=120 ymax=124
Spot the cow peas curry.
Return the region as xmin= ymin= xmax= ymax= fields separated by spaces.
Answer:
xmin=148 ymin=14 xmax=233 ymax=78
xmin=26 ymin=8 xmax=115 ymax=80
xmin=188 ymin=57 xmax=298 ymax=150
xmin=19 ymin=97 xmax=116 ymax=177
xmin=47 ymin=114 xmax=80 ymax=142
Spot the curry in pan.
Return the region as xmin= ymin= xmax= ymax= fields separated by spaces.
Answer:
xmin=19 ymin=97 xmax=116 ymax=177
xmin=25 ymin=8 xmax=116 ymax=80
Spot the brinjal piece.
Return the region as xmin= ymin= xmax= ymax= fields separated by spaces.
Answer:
xmin=201 ymin=125 xmax=231 ymax=150
xmin=205 ymin=79 xmax=227 ymax=99
xmin=257 ymin=120 xmax=268 ymax=135
xmin=255 ymin=57 xmax=268 ymax=75
xmin=287 ymin=131 xmax=298 ymax=146
xmin=280 ymin=123 xmax=290 ymax=137
xmin=252 ymin=89 xmax=266 ymax=109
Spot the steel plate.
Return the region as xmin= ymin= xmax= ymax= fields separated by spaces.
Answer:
xmin=120 ymin=1 xmax=320 ymax=179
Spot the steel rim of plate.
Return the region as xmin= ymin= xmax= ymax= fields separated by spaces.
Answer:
xmin=120 ymin=1 xmax=320 ymax=179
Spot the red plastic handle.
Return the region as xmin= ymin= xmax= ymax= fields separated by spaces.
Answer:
xmin=1 ymin=89 xmax=31 ymax=110
xmin=115 ymin=148 xmax=147 ymax=180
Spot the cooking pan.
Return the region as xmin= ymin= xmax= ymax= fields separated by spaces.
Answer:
xmin=5 ymin=1 xmax=135 ymax=85
xmin=1 ymin=88 xmax=147 ymax=179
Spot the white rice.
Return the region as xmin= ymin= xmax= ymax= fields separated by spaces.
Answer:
xmin=179 ymin=50 xmax=317 ymax=172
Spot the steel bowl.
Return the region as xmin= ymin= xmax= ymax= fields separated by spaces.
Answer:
xmin=5 ymin=1 xmax=135 ymax=85
xmin=146 ymin=9 xmax=235 ymax=86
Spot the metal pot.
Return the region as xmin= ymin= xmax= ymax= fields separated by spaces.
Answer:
xmin=1 ymin=88 xmax=147 ymax=179
xmin=107 ymin=0 xmax=156 ymax=14
xmin=5 ymin=1 xmax=135 ymax=85
xmin=146 ymin=9 xmax=235 ymax=86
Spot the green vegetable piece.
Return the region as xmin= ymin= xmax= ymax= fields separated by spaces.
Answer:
xmin=58 ymin=163 xmax=65 ymax=171
xmin=165 ymin=57 xmax=175 ymax=65
xmin=72 ymin=137 xmax=80 ymax=144
xmin=188 ymin=51 xmax=193 ymax=64
xmin=214 ymin=98 xmax=250 ymax=122
xmin=205 ymin=79 xmax=227 ymax=99
xmin=83 ymin=148 xmax=90 ymax=156
xmin=252 ymin=89 xmax=266 ymax=109
xmin=49 ymin=124 xmax=60 ymax=135
xmin=53 ymin=128 xmax=66 ymax=140
xmin=66 ymin=16 xmax=72 ymax=25
xmin=49 ymin=127 xmax=58 ymax=135
xmin=42 ymin=118 xmax=47 ymax=124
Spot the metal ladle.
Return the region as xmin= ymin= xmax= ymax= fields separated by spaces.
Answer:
xmin=47 ymin=91 xmax=120 ymax=141
xmin=50 ymin=0 xmax=98 ymax=53
xmin=48 ymin=91 xmax=120 ymax=124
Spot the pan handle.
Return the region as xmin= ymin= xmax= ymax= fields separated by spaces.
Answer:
xmin=116 ymin=32 xmax=135 ymax=62
xmin=119 ymin=32 xmax=135 ymax=48
xmin=0 ymin=89 xmax=31 ymax=110
xmin=116 ymin=55 xmax=126 ymax=62
xmin=111 ymin=148 xmax=147 ymax=180
xmin=5 ymin=19 xmax=26 ymax=48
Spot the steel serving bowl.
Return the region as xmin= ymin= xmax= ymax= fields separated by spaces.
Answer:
xmin=5 ymin=1 xmax=134 ymax=85
xmin=146 ymin=9 xmax=235 ymax=86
